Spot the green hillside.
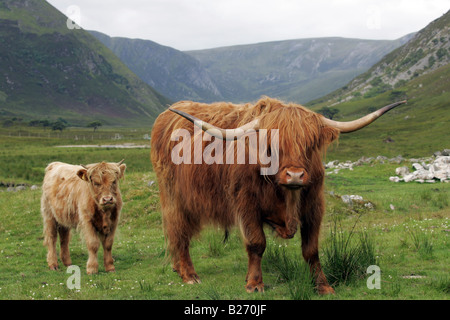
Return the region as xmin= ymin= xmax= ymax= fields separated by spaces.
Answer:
xmin=306 ymin=11 xmax=449 ymax=160
xmin=0 ymin=0 xmax=171 ymax=126
xmin=308 ymin=58 xmax=450 ymax=161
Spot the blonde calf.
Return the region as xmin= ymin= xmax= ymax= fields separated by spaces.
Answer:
xmin=41 ymin=160 xmax=126 ymax=274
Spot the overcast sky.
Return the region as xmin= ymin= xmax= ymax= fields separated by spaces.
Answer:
xmin=47 ymin=0 xmax=449 ymax=51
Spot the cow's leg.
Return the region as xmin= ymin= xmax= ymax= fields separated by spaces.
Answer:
xmin=43 ymin=216 xmax=59 ymax=270
xmin=242 ymin=221 xmax=266 ymax=293
xmin=300 ymin=184 xmax=335 ymax=295
xmin=164 ymin=208 xmax=200 ymax=284
xmin=100 ymin=229 xmax=116 ymax=272
xmin=176 ymin=237 xmax=199 ymax=284
xmin=83 ymin=223 xmax=100 ymax=274
xmin=58 ymin=226 xmax=72 ymax=267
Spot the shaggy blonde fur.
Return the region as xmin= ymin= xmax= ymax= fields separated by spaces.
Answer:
xmin=41 ymin=161 xmax=126 ymax=274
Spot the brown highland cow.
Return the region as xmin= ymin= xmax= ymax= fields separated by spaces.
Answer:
xmin=150 ymin=97 xmax=406 ymax=294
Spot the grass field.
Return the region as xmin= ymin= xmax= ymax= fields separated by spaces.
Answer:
xmin=0 ymin=130 xmax=448 ymax=300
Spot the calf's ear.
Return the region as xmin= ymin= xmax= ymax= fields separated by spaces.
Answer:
xmin=118 ymin=164 xmax=126 ymax=179
xmin=77 ymin=168 xmax=89 ymax=181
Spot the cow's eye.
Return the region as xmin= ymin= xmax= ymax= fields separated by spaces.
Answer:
xmin=93 ymin=182 xmax=101 ymax=187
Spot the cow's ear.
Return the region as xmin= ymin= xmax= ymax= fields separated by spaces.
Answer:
xmin=118 ymin=164 xmax=126 ymax=179
xmin=320 ymin=126 xmax=340 ymax=147
xmin=77 ymin=169 xmax=89 ymax=181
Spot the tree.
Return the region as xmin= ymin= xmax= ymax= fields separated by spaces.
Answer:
xmin=51 ymin=121 xmax=66 ymax=132
xmin=317 ymin=106 xmax=340 ymax=120
xmin=87 ymin=121 xmax=102 ymax=132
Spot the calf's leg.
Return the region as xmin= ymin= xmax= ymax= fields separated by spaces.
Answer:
xmin=100 ymin=229 xmax=116 ymax=272
xmin=58 ymin=226 xmax=72 ymax=267
xmin=43 ymin=216 xmax=59 ymax=270
xmin=82 ymin=222 xmax=100 ymax=274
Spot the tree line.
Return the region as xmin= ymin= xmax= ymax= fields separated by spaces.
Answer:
xmin=3 ymin=118 xmax=102 ymax=132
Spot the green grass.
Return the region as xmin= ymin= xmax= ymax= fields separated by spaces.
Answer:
xmin=0 ymin=133 xmax=448 ymax=300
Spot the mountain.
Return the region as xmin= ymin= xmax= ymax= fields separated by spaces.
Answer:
xmin=306 ymin=10 xmax=450 ymax=159
xmin=186 ymin=36 xmax=412 ymax=103
xmin=89 ymin=31 xmax=223 ymax=103
xmin=0 ymin=0 xmax=171 ymax=126
xmin=309 ymin=10 xmax=450 ymax=106
xmin=91 ymin=30 xmax=411 ymax=105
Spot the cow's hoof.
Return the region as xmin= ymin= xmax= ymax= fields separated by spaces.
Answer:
xmin=317 ymin=285 xmax=335 ymax=295
xmin=48 ymin=264 xmax=58 ymax=271
xmin=86 ymin=268 xmax=99 ymax=275
xmin=245 ymin=282 xmax=264 ymax=293
xmin=105 ymin=266 xmax=116 ymax=273
xmin=183 ymin=273 xmax=201 ymax=284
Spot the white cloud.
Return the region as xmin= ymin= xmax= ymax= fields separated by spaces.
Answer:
xmin=47 ymin=0 xmax=449 ymax=50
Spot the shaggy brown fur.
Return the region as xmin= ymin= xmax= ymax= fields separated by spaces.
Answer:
xmin=151 ymin=97 xmax=338 ymax=294
xmin=41 ymin=161 xmax=126 ymax=274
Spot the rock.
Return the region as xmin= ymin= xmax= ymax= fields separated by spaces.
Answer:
xmin=395 ymin=166 xmax=410 ymax=176
xmin=403 ymin=173 xmax=416 ymax=183
xmin=15 ymin=185 xmax=26 ymax=191
xmin=30 ymin=185 xmax=39 ymax=190
xmin=364 ymin=202 xmax=374 ymax=209
xmin=390 ymin=153 xmax=450 ymax=183
xmin=341 ymin=194 xmax=364 ymax=206
xmin=389 ymin=155 xmax=405 ymax=164
xmin=341 ymin=195 xmax=353 ymax=205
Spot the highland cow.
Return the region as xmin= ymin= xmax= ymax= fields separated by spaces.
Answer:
xmin=41 ymin=160 xmax=126 ymax=274
xmin=150 ymin=97 xmax=406 ymax=294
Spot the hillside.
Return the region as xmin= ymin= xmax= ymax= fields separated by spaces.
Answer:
xmin=306 ymin=11 xmax=450 ymax=160
xmin=0 ymin=0 xmax=171 ymax=126
xmin=89 ymin=31 xmax=223 ymax=103
xmin=186 ymin=36 xmax=412 ymax=103
xmin=309 ymin=10 xmax=450 ymax=106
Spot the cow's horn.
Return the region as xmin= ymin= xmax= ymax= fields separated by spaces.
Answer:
xmin=117 ymin=159 xmax=125 ymax=166
xmin=169 ymin=108 xmax=259 ymax=140
xmin=322 ymin=100 xmax=407 ymax=133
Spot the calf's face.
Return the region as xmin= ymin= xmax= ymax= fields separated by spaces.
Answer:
xmin=77 ymin=161 xmax=126 ymax=210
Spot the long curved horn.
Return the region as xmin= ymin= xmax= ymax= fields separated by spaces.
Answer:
xmin=322 ymin=100 xmax=407 ymax=133
xmin=169 ymin=107 xmax=259 ymax=140
xmin=117 ymin=159 xmax=125 ymax=166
